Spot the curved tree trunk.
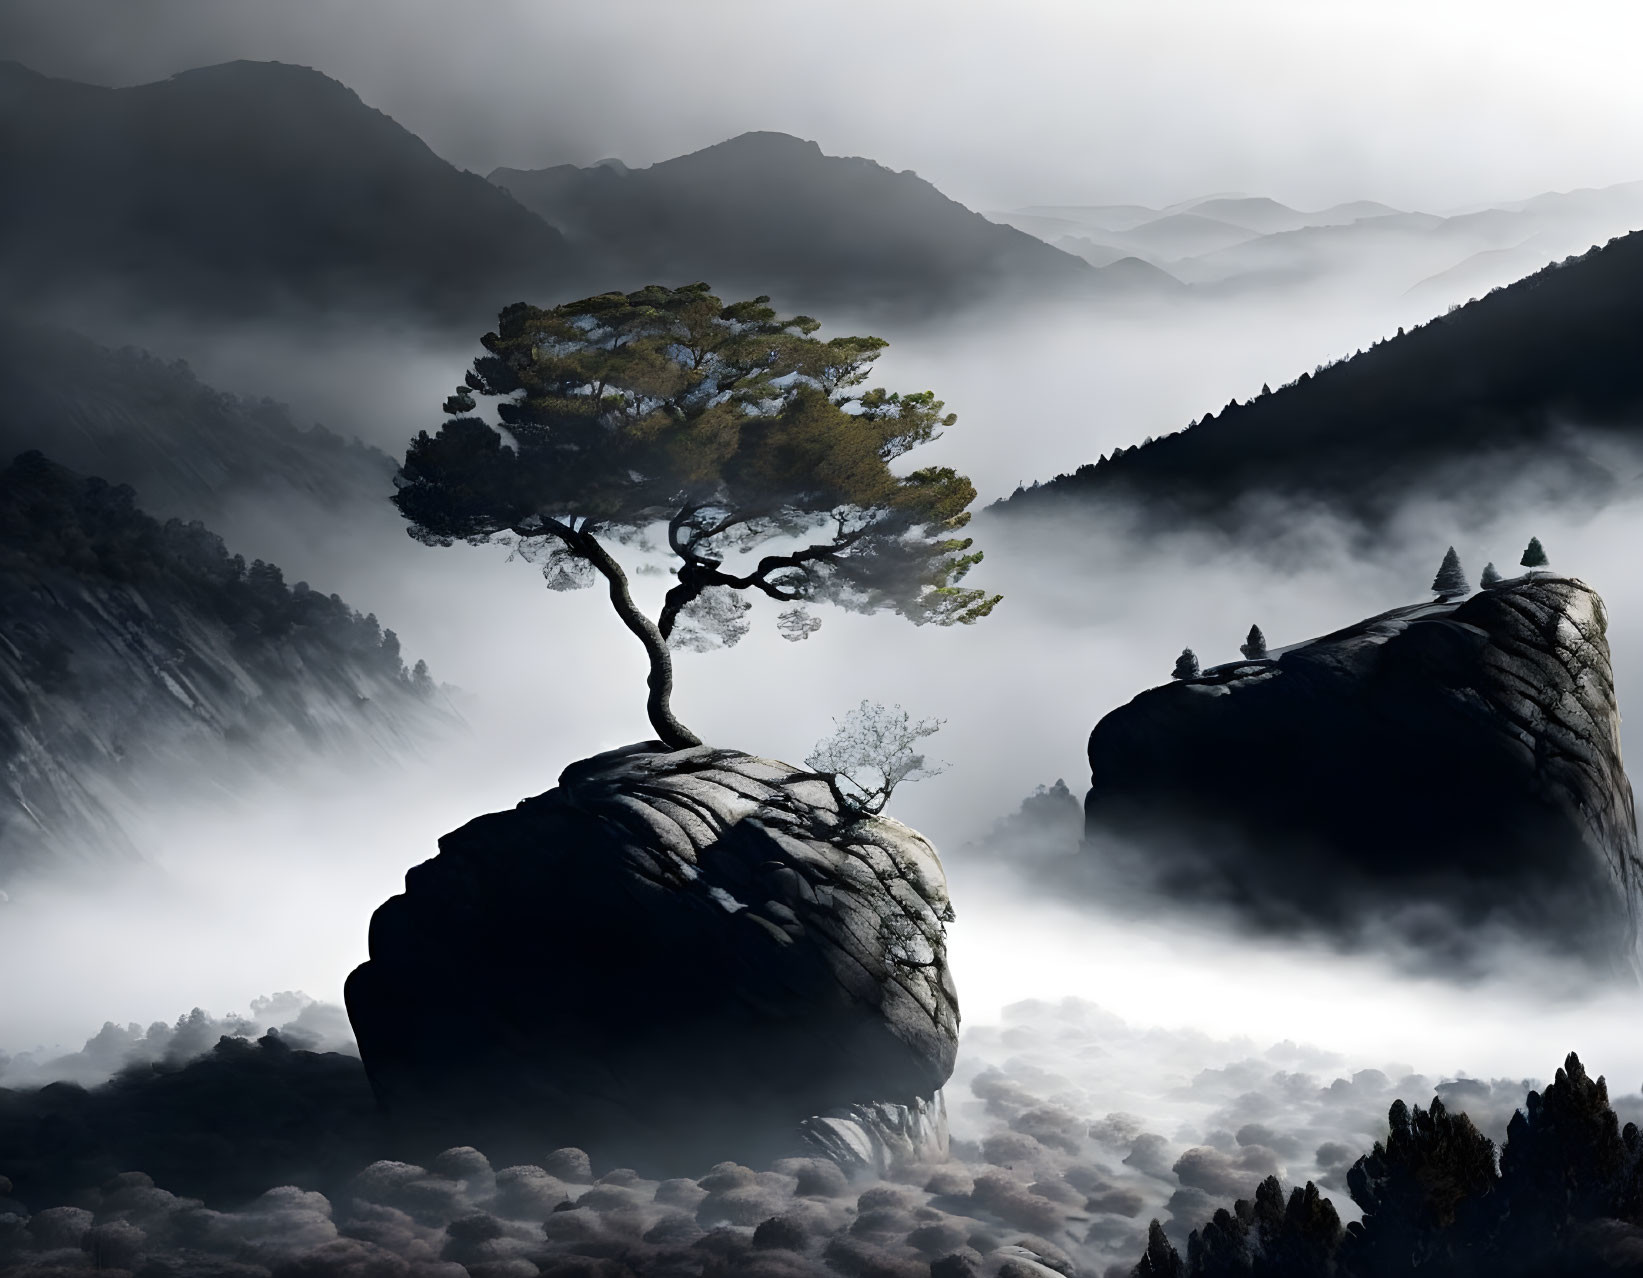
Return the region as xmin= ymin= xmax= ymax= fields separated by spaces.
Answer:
xmin=575 ymin=530 xmax=702 ymax=751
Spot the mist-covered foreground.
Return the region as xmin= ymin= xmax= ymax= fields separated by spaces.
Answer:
xmin=6 ymin=987 xmax=1643 ymax=1277
xmin=9 ymin=215 xmax=1643 ymax=1274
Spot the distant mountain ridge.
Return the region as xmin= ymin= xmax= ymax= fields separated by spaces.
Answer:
xmin=491 ymin=131 xmax=1178 ymax=317
xmin=0 ymin=59 xmax=593 ymax=325
xmin=989 ymin=184 xmax=1643 ymax=298
xmin=997 ymin=228 xmax=1643 ymax=525
xmin=0 ymin=59 xmax=1176 ymax=328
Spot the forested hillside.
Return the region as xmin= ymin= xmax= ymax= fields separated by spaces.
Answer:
xmin=0 ymin=321 xmax=393 ymax=524
xmin=998 ymin=229 xmax=1643 ymax=525
xmin=0 ymin=452 xmax=453 ymax=884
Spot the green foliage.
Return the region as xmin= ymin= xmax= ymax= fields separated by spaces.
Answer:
xmin=395 ymin=283 xmax=999 ymax=744
xmin=1520 ymin=537 xmax=1549 ymax=568
xmin=397 ymin=282 xmax=997 ymax=629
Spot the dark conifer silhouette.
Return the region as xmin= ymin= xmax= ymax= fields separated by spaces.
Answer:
xmin=1005 ymin=231 xmax=1643 ymax=528
xmin=1135 ymin=1220 xmax=1185 ymax=1278
xmin=1521 ymin=537 xmax=1549 ymax=569
xmin=1430 ymin=546 xmax=1468 ymax=599
xmin=1173 ymin=648 xmax=1200 ymax=680
xmin=1480 ymin=562 xmax=1502 ymax=589
xmin=1142 ymin=1051 xmax=1643 ymax=1278
xmin=394 ymin=283 xmax=999 ymax=748
xmin=1240 ymin=624 xmax=1268 ymax=659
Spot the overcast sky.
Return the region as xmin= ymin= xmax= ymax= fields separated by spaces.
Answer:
xmin=3 ymin=0 xmax=1640 ymax=213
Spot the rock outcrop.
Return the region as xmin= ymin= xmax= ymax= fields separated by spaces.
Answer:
xmin=345 ymin=744 xmax=959 ymax=1176
xmin=1083 ymin=575 xmax=1643 ymax=970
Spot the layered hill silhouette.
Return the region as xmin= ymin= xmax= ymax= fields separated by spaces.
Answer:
xmin=0 ymin=60 xmax=592 ymax=325
xmin=0 ymin=321 xmax=395 ymax=527
xmin=0 ymin=59 xmax=1172 ymax=327
xmin=997 ymin=229 xmax=1643 ymax=526
xmin=490 ymin=131 xmax=1174 ymax=316
xmin=992 ymin=185 xmax=1643 ymax=299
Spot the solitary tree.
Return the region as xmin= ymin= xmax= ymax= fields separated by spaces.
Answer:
xmin=1173 ymin=648 xmax=1200 ymax=680
xmin=1431 ymin=546 xmax=1469 ymax=599
xmin=805 ymin=700 xmax=947 ymax=815
xmin=1480 ymin=561 xmax=1503 ymax=589
xmin=394 ymin=284 xmax=999 ymax=749
xmin=1521 ymin=537 xmax=1549 ymax=569
xmin=1240 ymin=624 xmax=1268 ymax=659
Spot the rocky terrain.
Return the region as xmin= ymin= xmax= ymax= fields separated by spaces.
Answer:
xmin=1081 ymin=575 xmax=1642 ymax=970
xmin=346 ymin=744 xmax=960 ymax=1177
xmin=0 ymin=451 xmax=453 ymax=885
xmin=8 ymin=994 xmax=1641 ymax=1278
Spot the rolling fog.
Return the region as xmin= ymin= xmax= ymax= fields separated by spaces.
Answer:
xmin=9 ymin=261 xmax=1643 ymax=1255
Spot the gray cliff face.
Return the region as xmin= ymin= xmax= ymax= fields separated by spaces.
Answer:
xmin=0 ymin=568 xmax=450 ymax=883
xmin=0 ymin=453 xmax=455 ymax=885
xmin=345 ymin=743 xmax=959 ymax=1176
xmin=1084 ymin=575 xmax=1643 ymax=969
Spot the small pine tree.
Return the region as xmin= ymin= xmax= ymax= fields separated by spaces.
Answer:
xmin=1480 ymin=562 xmax=1502 ymax=589
xmin=1431 ymin=546 xmax=1469 ymax=598
xmin=1173 ymin=648 xmax=1200 ymax=680
xmin=1240 ymin=625 xmax=1268 ymax=659
xmin=1521 ymin=537 xmax=1549 ymax=569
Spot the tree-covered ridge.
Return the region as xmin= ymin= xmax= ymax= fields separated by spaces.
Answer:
xmin=1001 ymin=228 xmax=1643 ymax=525
xmin=1137 ymin=1053 xmax=1643 ymax=1277
xmin=0 ymin=450 xmax=421 ymax=690
xmin=0 ymin=320 xmax=394 ymax=524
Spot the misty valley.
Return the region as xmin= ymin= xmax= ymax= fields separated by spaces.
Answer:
xmin=8 ymin=31 xmax=1643 ymax=1278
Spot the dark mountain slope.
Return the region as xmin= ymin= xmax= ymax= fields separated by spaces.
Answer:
xmin=491 ymin=131 xmax=1133 ymax=316
xmin=0 ymin=60 xmax=591 ymax=324
xmin=998 ymin=230 xmax=1643 ymax=525
xmin=0 ymin=321 xmax=394 ymax=525
xmin=0 ymin=452 xmax=454 ymax=886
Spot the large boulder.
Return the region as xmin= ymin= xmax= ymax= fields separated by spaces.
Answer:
xmin=345 ymin=743 xmax=958 ymax=1174
xmin=1083 ymin=575 xmax=1643 ymax=970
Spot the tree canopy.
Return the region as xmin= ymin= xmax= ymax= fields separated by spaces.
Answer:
xmin=1521 ymin=536 xmax=1549 ymax=568
xmin=394 ymin=283 xmax=999 ymax=748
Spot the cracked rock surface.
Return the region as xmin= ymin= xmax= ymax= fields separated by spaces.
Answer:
xmin=346 ymin=743 xmax=959 ymax=1176
xmin=1084 ymin=575 xmax=1642 ymax=970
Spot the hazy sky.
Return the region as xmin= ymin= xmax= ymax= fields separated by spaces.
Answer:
xmin=3 ymin=0 xmax=1641 ymax=212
